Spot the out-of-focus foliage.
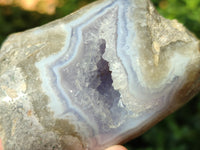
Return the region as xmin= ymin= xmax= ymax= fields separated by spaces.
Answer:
xmin=0 ymin=0 xmax=59 ymax=14
xmin=125 ymin=94 xmax=200 ymax=150
xmin=152 ymin=0 xmax=200 ymax=38
xmin=0 ymin=0 xmax=96 ymax=46
xmin=0 ymin=0 xmax=200 ymax=150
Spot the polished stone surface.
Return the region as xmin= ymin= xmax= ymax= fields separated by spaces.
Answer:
xmin=0 ymin=0 xmax=200 ymax=150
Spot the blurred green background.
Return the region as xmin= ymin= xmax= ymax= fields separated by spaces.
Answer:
xmin=0 ymin=0 xmax=200 ymax=150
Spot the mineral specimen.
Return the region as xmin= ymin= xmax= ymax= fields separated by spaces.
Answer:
xmin=0 ymin=0 xmax=200 ymax=150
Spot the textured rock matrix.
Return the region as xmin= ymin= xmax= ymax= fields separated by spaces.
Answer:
xmin=0 ymin=0 xmax=200 ymax=150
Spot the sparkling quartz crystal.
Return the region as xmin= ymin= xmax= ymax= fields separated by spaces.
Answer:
xmin=0 ymin=0 xmax=200 ymax=150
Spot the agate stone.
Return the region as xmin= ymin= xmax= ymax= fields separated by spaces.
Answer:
xmin=0 ymin=0 xmax=200 ymax=150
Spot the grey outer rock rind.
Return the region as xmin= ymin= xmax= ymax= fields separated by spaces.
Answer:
xmin=0 ymin=18 xmax=84 ymax=150
xmin=0 ymin=3 xmax=91 ymax=150
xmin=0 ymin=0 xmax=200 ymax=150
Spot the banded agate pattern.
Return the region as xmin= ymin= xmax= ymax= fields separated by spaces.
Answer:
xmin=0 ymin=0 xmax=200 ymax=150
xmin=36 ymin=1 xmax=134 ymax=148
xmin=35 ymin=0 xmax=200 ymax=149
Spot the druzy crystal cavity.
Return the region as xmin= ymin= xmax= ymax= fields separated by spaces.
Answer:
xmin=0 ymin=0 xmax=200 ymax=150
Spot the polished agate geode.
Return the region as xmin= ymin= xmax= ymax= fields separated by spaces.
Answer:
xmin=0 ymin=0 xmax=200 ymax=150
